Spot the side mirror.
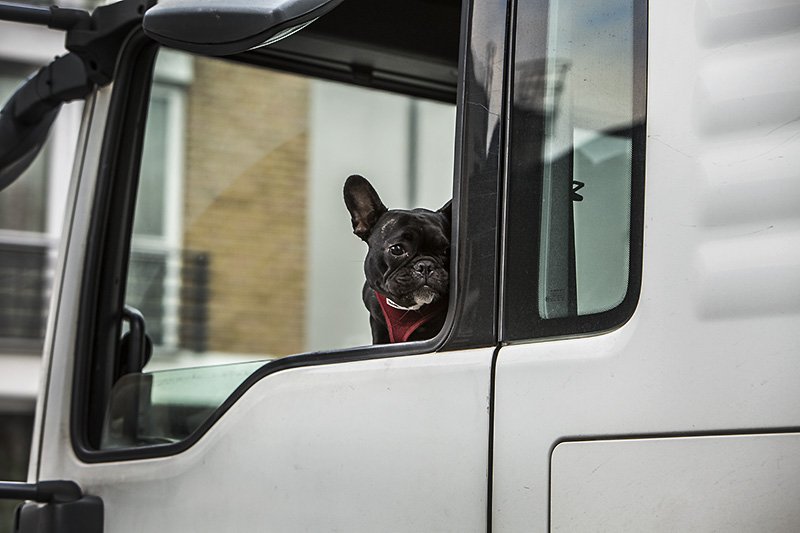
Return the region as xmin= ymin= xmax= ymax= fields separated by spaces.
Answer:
xmin=142 ymin=0 xmax=345 ymax=56
xmin=0 ymin=102 xmax=60 ymax=191
xmin=0 ymin=53 xmax=92 ymax=192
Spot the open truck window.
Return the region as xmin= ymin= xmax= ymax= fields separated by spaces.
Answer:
xmin=102 ymin=49 xmax=455 ymax=448
xmin=130 ymin=50 xmax=455 ymax=365
xmin=69 ymin=0 xmax=468 ymax=454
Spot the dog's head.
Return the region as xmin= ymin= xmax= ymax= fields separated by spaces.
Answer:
xmin=344 ymin=174 xmax=451 ymax=309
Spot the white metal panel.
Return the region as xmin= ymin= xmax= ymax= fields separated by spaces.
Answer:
xmin=39 ymin=350 xmax=492 ymax=532
xmin=492 ymin=0 xmax=800 ymax=530
xmin=29 ymin=86 xmax=110 ymax=482
xmin=551 ymin=434 xmax=800 ymax=532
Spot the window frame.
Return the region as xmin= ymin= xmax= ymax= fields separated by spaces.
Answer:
xmin=500 ymin=0 xmax=648 ymax=342
xmin=71 ymin=0 xmax=509 ymax=462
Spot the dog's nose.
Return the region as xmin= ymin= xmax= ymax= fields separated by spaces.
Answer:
xmin=414 ymin=260 xmax=435 ymax=279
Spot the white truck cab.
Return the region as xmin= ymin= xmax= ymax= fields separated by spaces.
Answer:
xmin=0 ymin=0 xmax=799 ymax=531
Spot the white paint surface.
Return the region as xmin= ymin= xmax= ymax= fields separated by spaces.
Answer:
xmin=43 ymin=351 xmax=493 ymax=532
xmin=552 ymin=434 xmax=800 ymax=532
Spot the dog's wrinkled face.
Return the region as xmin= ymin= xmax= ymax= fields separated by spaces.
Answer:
xmin=344 ymin=174 xmax=451 ymax=309
xmin=366 ymin=209 xmax=450 ymax=308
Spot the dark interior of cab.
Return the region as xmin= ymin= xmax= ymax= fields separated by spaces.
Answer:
xmin=251 ymin=0 xmax=463 ymax=102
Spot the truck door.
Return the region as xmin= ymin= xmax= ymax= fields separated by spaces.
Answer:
xmin=3 ymin=0 xmax=514 ymax=531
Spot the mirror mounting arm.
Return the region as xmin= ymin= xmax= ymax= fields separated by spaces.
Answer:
xmin=9 ymin=54 xmax=93 ymax=125
xmin=64 ymin=0 xmax=156 ymax=86
xmin=0 ymin=3 xmax=90 ymax=31
xmin=0 ymin=0 xmax=156 ymax=191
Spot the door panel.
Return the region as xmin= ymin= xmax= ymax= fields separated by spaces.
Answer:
xmin=44 ymin=350 xmax=492 ymax=531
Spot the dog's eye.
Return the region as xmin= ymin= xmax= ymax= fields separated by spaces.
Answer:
xmin=389 ymin=244 xmax=406 ymax=256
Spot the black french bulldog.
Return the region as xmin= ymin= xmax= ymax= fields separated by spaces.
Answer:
xmin=344 ymin=174 xmax=451 ymax=344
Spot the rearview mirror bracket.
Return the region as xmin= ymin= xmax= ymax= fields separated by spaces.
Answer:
xmin=0 ymin=0 xmax=155 ymax=191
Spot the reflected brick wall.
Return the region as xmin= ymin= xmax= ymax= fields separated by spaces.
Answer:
xmin=182 ymin=58 xmax=309 ymax=356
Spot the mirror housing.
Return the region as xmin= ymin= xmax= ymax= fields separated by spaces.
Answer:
xmin=142 ymin=0 xmax=345 ymax=56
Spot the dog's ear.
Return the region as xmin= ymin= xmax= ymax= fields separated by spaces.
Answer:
xmin=438 ymin=199 xmax=452 ymax=223
xmin=344 ymin=175 xmax=387 ymax=241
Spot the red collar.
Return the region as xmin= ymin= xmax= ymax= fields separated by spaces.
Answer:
xmin=374 ymin=290 xmax=446 ymax=343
